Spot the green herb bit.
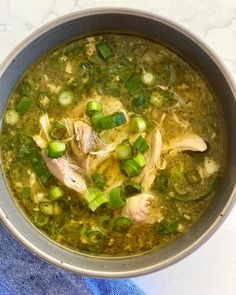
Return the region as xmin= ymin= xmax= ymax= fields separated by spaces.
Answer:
xmin=158 ymin=220 xmax=178 ymax=235
xmin=16 ymin=96 xmax=32 ymax=113
xmin=87 ymin=230 xmax=106 ymax=244
xmin=150 ymin=89 xmax=175 ymax=108
xmin=20 ymin=187 xmax=31 ymax=199
xmin=92 ymin=173 xmax=107 ymax=190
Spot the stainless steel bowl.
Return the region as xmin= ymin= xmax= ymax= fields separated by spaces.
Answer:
xmin=0 ymin=8 xmax=236 ymax=278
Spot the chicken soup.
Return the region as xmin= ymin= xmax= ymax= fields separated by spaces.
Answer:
xmin=1 ymin=34 xmax=224 ymax=256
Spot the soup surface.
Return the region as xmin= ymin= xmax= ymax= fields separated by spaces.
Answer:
xmin=1 ymin=34 xmax=224 ymax=256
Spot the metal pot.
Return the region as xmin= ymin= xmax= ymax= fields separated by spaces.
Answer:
xmin=0 ymin=8 xmax=236 ymax=278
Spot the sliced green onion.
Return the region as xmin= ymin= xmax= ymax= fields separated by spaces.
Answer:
xmin=109 ymin=186 xmax=126 ymax=208
xmin=49 ymin=186 xmax=64 ymax=200
xmin=116 ymin=140 xmax=133 ymax=160
xmin=121 ymin=159 xmax=142 ymax=178
xmin=99 ymin=215 xmax=111 ymax=231
xmin=87 ymin=101 xmax=102 ymax=116
xmin=124 ymin=182 xmax=142 ymax=196
xmin=91 ymin=112 xmax=104 ymax=130
xmin=39 ymin=201 xmax=62 ymax=215
xmin=92 ymin=173 xmax=107 ymax=190
xmin=112 ymin=217 xmax=131 ymax=233
xmin=87 ymin=230 xmax=106 ymax=244
xmin=4 ymin=110 xmax=19 ymax=125
xmin=130 ymin=117 xmax=147 ymax=133
xmin=16 ymin=96 xmax=32 ymax=113
xmin=80 ymin=224 xmax=88 ymax=235
xmin=92 ymin=112 xmax=126 ymax=131
xmin=49 ymin=121 xmax=66 ymax=140
xmin=45 ymin=141 xmax=66 ymax=158
xmin=39 ymin=202 xmax=54 ymax=215
xmin=34 ymin=212 xmax=49 ymax=227
xmin=185 ymin=169 xmax=201 ymax=184
xmin=133 ymin=135 xmax=149 ymax=153
xmin=85 ymin=187 xmax=108 ymax=211
xmin=133 ymin=153 xmax=146 ymax=167
xmin=88 ymin=195 xmax=108 ymax=212
xmin=96 ymin=41 xmax=113 ymax=60
xmin=58 ymin=90 xmax=74 ymax=107
xmin=141 ymin=72 xmax=155 ymax=86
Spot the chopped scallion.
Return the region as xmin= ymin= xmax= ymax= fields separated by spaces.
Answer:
xmin=87 ymin=230 xmax=106 ymax=244
xmin=92 ymin=112 xmax=126 ymax=131
xmin=131 ymin=117 xmax=147 ymax=133
xmin=121 ymin=159 xmax=141 ymax=178
xmin=133 ymin=135 xmax=149 ymax=153
xmin=45 ymin=141 xmax=66 ymax=158
xmin=96 ymin=41 xmax=113 ymax=60
xmin=58 ymin=90 xmax=74 ymax=107
xmin=4 ymin=110 xmax=19 ymax=125
xmin=34 ymin=212 xmax=49 ymax=227
xmin=109 ymin=186 xmax=126 ymax=208
xmin=87 ymin=101 xmax=103 ymax=116
xmin=49 ymin=186 xmax=64 ymax=201
xmin=141 ymin=72 xmax=155 ymax=86
xmin=49 ymin=121 xmax=66 ymax=140
xmin=133 ymin=153 xmax=146 ymax=167
xmin=124 ymin=182 xmax=142 ymax=196
xmin=116 ymin=140 xmax=133 ymax=160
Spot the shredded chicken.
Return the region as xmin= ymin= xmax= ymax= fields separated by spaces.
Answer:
xmin=134 ymin=127 xmax=162 ymax=191
xmin=168 ymin=133 xmax=207 ymax=152
xmin=121 ymin=193 xmax=163 ymax=224
xmin=42 ymin=153 xmax=87 ymax=194
xmin=74 ymin=120 xmax=96 ymax=153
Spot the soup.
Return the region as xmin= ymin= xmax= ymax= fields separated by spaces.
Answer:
xmin=0 ymin=34 xmax=224 ymax=256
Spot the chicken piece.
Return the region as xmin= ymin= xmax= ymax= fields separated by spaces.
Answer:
xmin=74 ymin=120 xmax=96 ymax=153
xmin=121 ymin=193 xmax=163 ymax=224
xmin=42 ymin=153 xmax=87 ymax=194
xmin=39 ymin=113 xmax=51 ymax=141
xmin=168 ymin=133 xmax=207 ymax=152
xmin=134 ymin=127 xmax=162 ymax=191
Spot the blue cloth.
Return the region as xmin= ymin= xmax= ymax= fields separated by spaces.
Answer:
xmin=0 ymin=224 xmax=145 ymax=295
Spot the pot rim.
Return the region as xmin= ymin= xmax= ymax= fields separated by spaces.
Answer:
xmin=0 ymin=7 xmax=236 ymax=277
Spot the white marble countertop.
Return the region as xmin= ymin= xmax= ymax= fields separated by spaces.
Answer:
xmin=0 ymin=1 xmax=236 ymax=294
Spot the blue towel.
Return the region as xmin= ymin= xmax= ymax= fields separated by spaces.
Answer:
xmin=0 ymin=224 xmax=146 ymax=295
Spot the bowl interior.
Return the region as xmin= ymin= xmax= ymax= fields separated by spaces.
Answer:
xmin=0 ymin=9 xmax=236 ymax=277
